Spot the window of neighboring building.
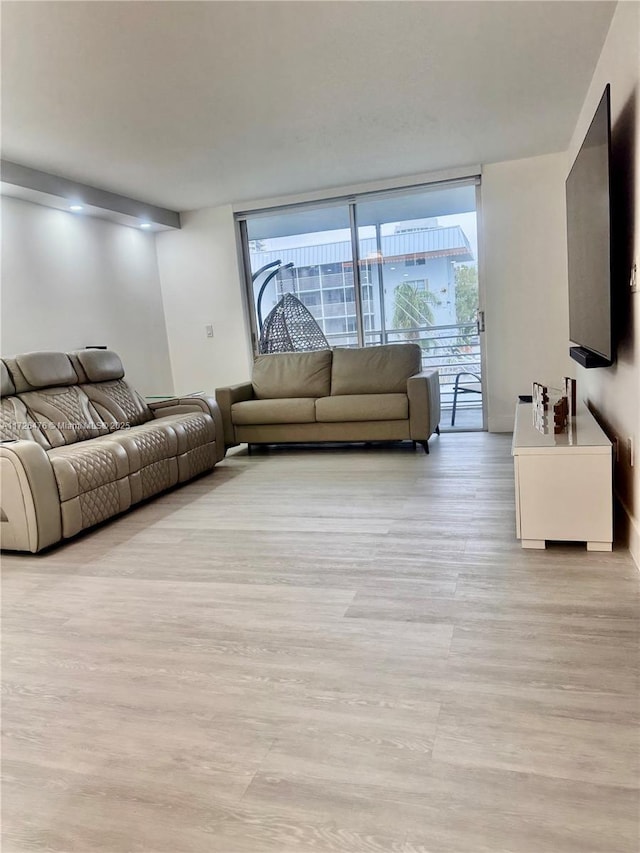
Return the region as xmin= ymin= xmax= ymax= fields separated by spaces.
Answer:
xmin=298 ymin=265 xmax=320 ymax=277
xmin=324 ymin=288 xmax=345 ymax=304
xmin=404 ymin=279 xmax=429 ymax=291
xmin=300 ymin=291 xmax=321 ymax=307
xmin=325 ymin=318 xmax=347 ymax=334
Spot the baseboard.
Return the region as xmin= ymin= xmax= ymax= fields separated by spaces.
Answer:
xmin=615 ymin=491 xmax=639 ymax=570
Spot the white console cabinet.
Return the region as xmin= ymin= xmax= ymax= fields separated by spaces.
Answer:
xmin=512 ymin=403 xmax=613 ymax=551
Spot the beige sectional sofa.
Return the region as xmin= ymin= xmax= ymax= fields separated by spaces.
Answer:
xmin=0 ymin=348 xmax=224 ymax=552
xmin=216 ymin=343 xmax=440 ymax=453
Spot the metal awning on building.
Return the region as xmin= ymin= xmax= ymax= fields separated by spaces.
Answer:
xmin=251 ymin=225 xmax=474 ymax=269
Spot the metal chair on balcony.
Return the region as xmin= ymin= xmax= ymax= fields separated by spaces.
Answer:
xmin=451 ymin=372 xmax=482 ymax=426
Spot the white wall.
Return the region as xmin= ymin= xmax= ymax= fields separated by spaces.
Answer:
xmin=481 ymin=152 xmax=573 ymax=432
xmin=1 ymin=196 xmax=173 ymax=395
xmin=567 ymin=1 xmax=640 ymax=565
xmin=155 ymin=205 xmax=253 ymax=395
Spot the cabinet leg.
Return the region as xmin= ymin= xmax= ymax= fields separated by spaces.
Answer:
xmin=522 ymin=539 xmax=546 ymax=549
xmin=587 ymin=541 xmax=613 ymax=552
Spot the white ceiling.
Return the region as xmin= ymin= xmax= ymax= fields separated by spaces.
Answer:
xmin=1 ymin=1 xmax=615 ymax=212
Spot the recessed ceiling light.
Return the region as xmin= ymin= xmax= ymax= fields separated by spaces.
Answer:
xmin=69 ymin=204 xmax=84 ymax=212
xmin=140 ymin=222 xmax=152 ymax=229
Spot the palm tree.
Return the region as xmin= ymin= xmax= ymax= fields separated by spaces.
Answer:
xmin=392 ymin=282 xmax=440 ymax=347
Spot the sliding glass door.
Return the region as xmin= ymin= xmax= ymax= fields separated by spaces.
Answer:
xmin=355 ymin=186 xmax=483 ymax=429
xmin=237 ymin=179 xmax=484 ymax=430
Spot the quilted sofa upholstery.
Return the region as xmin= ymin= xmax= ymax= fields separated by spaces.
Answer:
xmin=0 ymin=349 xmax=224 ymax=552
xmin=216 ymin=343 xmax=440 ymax=453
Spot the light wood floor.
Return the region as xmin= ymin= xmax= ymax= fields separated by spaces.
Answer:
xmin=2 ymin=433 xmax=639 ymax=853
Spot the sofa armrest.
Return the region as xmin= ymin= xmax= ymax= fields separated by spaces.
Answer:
xmin=148 ymin=395 xmax=225 ymax=462
xmin=0 ymin=440 xmax=62 ymax=552
xmin=215 ymin=383 xmax=255 ymax=448
xmin=407 ymin=370 xmax=441 ymax=440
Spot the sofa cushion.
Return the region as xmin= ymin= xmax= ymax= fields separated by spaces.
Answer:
xmin=47 ymin=439 xmax=130 ymax=502
xmin=331 ymin=344 xmax=421 ymax=395
xmin=154 ymin=411 xmax=217 ymax=483
xmin=315 ymin=394 xmax=408 ymax=423
xmin=2 ymin=357 xmax=34 ymax=394
xmin=100 ymin=420 xmax=180 ymax=502
xmin=47 ymin=440 xmax=132 ymax=537
xmin=0 ymin=395 xmax=51 ymax=447
xmin=152 ymin=412 xmax=216 ymax=454
xmin=232 ymin=398 xmax=316 ymax=425
xmin=81 ymin=380 xmax=152 ymax=427
xmin=1 ymin=361 xmax=15 ymax=396
xmin=16 ymin=352 xmax=78 ymax=389
xmin=18 ymin=386 xmax=108 ymax=447
xmin=252 ymin=351 xmax=332 ymax=400
xmin=102 ymin=420 xmax=178 ymax=467
xmin=76 ymin=349 xmax=125 ymax=382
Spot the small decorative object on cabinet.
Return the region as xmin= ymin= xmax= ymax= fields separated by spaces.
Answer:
xmin=552 ymin=395 xmax=568 ymax=434
xmin=512 ymin=401 xmax=612 ymax=551
xmin=532 ymin=382 xmax=549 ymax=432
xmin=564 ymin=376 xmax=577 ymax=419
xmin=532 ymin=378 xmax=577 ymax=435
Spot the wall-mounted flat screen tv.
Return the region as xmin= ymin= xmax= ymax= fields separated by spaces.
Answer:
xmin=566 ymin=84 xmax=613 ymax=368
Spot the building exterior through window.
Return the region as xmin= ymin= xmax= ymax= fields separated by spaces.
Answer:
xmin=250 ymin=219 xmax=474 ymax=347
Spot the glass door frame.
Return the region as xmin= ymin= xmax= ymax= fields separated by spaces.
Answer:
xmin=475 ymin=182 xmax=489 ymax=432
xmin=348 ymin=202 xmax=366 ymax=347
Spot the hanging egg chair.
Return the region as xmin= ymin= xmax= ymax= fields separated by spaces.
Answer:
xmin=259 ymin=292 xmax=330 ymax=354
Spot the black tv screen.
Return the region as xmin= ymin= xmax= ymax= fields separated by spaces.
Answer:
xmin=566 ymin=84 xmax=613 ymax=367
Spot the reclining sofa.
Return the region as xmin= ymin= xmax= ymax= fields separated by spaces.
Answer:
xmin=0 ymin=349 xmax=224 ymax=553
xmin=216 ymin=343 xmax=440 ymax=453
